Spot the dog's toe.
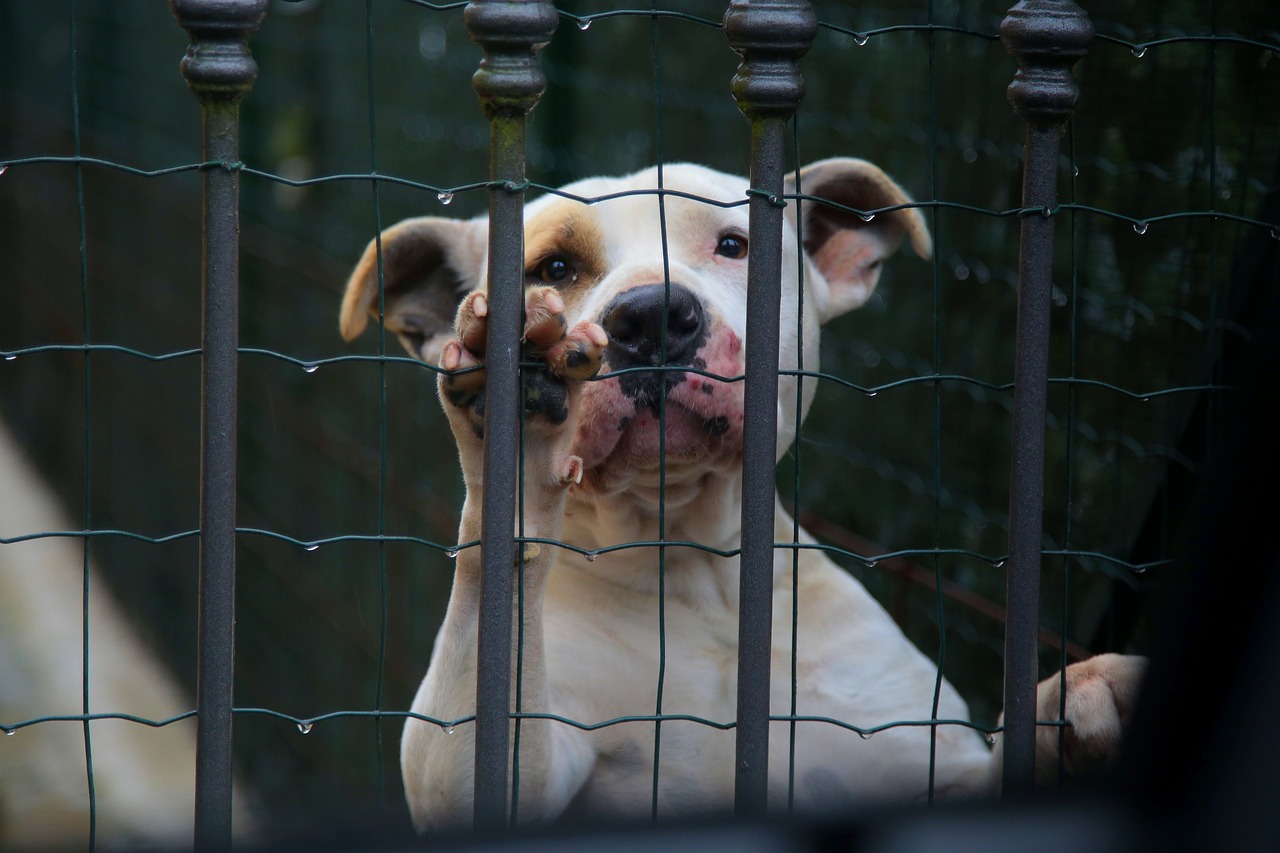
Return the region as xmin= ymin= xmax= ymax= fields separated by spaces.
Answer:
xmin=523 ymin=286 xmax=568 ymax=350
xmin=441 ymin=341 xmax=485 ymax=406
xmin=454 ymin=291 xmax=489 ymax=355
xmin=545 ymin=321 xmax=607 ymax=381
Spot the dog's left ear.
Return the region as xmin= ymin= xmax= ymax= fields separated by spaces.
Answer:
xmin=786 ymin=157 xmax=932 ymax=322
xmin=339 ymin=216 xmax=487 ymax=363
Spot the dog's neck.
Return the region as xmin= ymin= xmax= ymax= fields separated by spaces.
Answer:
xmin=560 ymin=471 xmax=782 ymax=614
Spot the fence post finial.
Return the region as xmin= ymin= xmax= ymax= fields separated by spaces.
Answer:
xmin=465 ymin=0 xmax=559 ymax=118
xmin=1001 ymin=0 xmax=1094 ymax=131
xmin=998 ymin=0 xmax=1092 ymax=800
xmin=724 ymin=0 xmax=818 ymax=120
xmin=171 ymin=0 xmax=268 ymax=101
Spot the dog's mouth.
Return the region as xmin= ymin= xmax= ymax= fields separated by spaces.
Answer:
xmin=613 ymin=393 xmax=734 ymax=457
xmin=572 ymin=327 xmax=745 ymax=493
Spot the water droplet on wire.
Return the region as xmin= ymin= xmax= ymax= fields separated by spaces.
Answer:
xmin=985 ymin=734 xmax=997 ymax=746
xmin=857 ymin=730 xmax=873 ymax=740
xmin=304 ymin=543 xmax=320 ymax=552
xmin=1131 ymin=45 xmax=1146 ymax=58
xmin=1133 ymin=221 xmax=1149 ymax=235
xmin=441 ymin=724 xmax=455 ymax=735
xmin=437 ymin=191 xmax=454 ymax=205
xmin=3 ymin=729 xmax=14 ymax=737
xmin=585 ymin=552 xmax=597 ymax=563
xmin=853 ymin=33 xmax=869 ymax=46
xmin=0 ymin=165 xmax=7 ymax=177
xmin=576 ymin=18 xmax=591 ymax=30
xmin=858 ymin=212 xmax=876 ymax=223
xmin=297 ymin=722 xmax=313 ymax=734
xmin=446 ymin=547 xmax=458 ymax=559
xmin=3 ymin=354 xmax=15 ymax=362
xmin=303 ymin=363 xmax=319 ymax=374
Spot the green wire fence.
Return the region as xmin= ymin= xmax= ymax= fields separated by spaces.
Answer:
xmin=0 ymin=0 xmax=1277 ymax=847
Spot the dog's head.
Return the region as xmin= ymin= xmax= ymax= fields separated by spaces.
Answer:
xmin=340 ymin=158 xmax=929 ymax=497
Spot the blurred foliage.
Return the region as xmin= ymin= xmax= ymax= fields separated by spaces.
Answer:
xmin=1 ymin=0 xmax=1277 ymax=836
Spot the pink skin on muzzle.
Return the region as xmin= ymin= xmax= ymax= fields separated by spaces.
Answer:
xmin=572 ymin=324 xmax=745 ymax=494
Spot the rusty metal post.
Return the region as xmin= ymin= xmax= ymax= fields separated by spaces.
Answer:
xmin=999 ymin=0 xmax=1092 ymax=797
xmin=724 ymin=0 xmax=817 ymax=818
xmin=463 ymin=0 xmax=558 ymax=829
xmin=170 ymin=0 xmax=266 ymax=847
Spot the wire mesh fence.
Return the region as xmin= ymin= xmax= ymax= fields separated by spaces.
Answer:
xmin=1 ymin=0 xmax=1277 ymax=847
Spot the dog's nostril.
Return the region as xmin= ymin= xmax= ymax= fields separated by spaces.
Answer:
xmin=604 ymin=312 xmax=642 ymax=345
xmin=600 ymin=283 xmax=706 ymax=368
xmin=671 ymin=305 xmax=700 ymax=336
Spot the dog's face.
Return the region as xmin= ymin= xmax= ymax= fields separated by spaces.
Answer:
xmin=340 ymin=159 xmax=930 ymax=497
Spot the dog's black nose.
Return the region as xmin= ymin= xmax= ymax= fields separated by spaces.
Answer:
xmin=600 ymin=283 xmax=707 ymax=368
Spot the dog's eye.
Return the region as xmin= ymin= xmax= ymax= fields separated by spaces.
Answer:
xmin=715 ymin=234 xmax=748 ymax=260
xmin=531 ymin=256 xmax=574 ymax=284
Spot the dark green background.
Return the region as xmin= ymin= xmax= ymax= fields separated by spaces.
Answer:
xmin=1 ymin=0 xmax=1277 ymax=837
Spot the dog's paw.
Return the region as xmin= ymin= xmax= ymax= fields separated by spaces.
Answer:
xmin=438 ymin=287 xmax=606 ymax=441
xmin=1035 ymin=653 xmax=1147 ymax=782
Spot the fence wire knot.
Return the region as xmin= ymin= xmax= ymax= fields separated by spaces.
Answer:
xmin=487 ymin=179 xmax=530 ymax=193
xmin=1018 ymin=204 xmax=1059 ymax=219
xmin=199 ymin=159 xmax=244 ymax=173
xmin=745 ymin=187 xmax=788 ymax=208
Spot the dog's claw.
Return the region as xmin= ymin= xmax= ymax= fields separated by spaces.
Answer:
xmin=558 ymin=455 xmax=584 ymax=486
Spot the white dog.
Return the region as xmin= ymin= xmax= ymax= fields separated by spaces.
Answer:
xmin=339 ymin=159 xmax=1145 ymax=830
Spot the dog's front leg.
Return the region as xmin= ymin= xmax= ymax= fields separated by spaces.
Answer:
xmin=401 ymin=287 xmax=606 ymax=831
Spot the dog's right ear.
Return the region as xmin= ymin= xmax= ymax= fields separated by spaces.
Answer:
xmin=339 ymin=217 xmax=487 ymax=363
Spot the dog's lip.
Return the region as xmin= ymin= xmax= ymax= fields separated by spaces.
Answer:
xmin=613 ymin=401 xmax=732 ymax=464
xmin=622 ymin=398 xmax=721 ymax=436
xmin=573 ymin=376 xmax=742 ymax=475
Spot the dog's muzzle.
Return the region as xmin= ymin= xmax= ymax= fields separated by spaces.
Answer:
xmin=572 ymin=282 xmax=743 ymax=487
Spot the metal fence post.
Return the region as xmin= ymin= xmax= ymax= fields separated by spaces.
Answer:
xmin=723 ymin=0 xmax=817 ymax=818
xmin=170 ymin=0 xmax=266 ymax=847
xmin=463 ymin=0 xmax=557 ymax=829
xmin=998 ymin=0 xmax=1092 ymax=797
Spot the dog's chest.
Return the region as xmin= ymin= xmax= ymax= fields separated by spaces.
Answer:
xmin=543 ymin=551 xmax=922 ymax=715
xmin=542 ymin=550 xmax=989 ymax=814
